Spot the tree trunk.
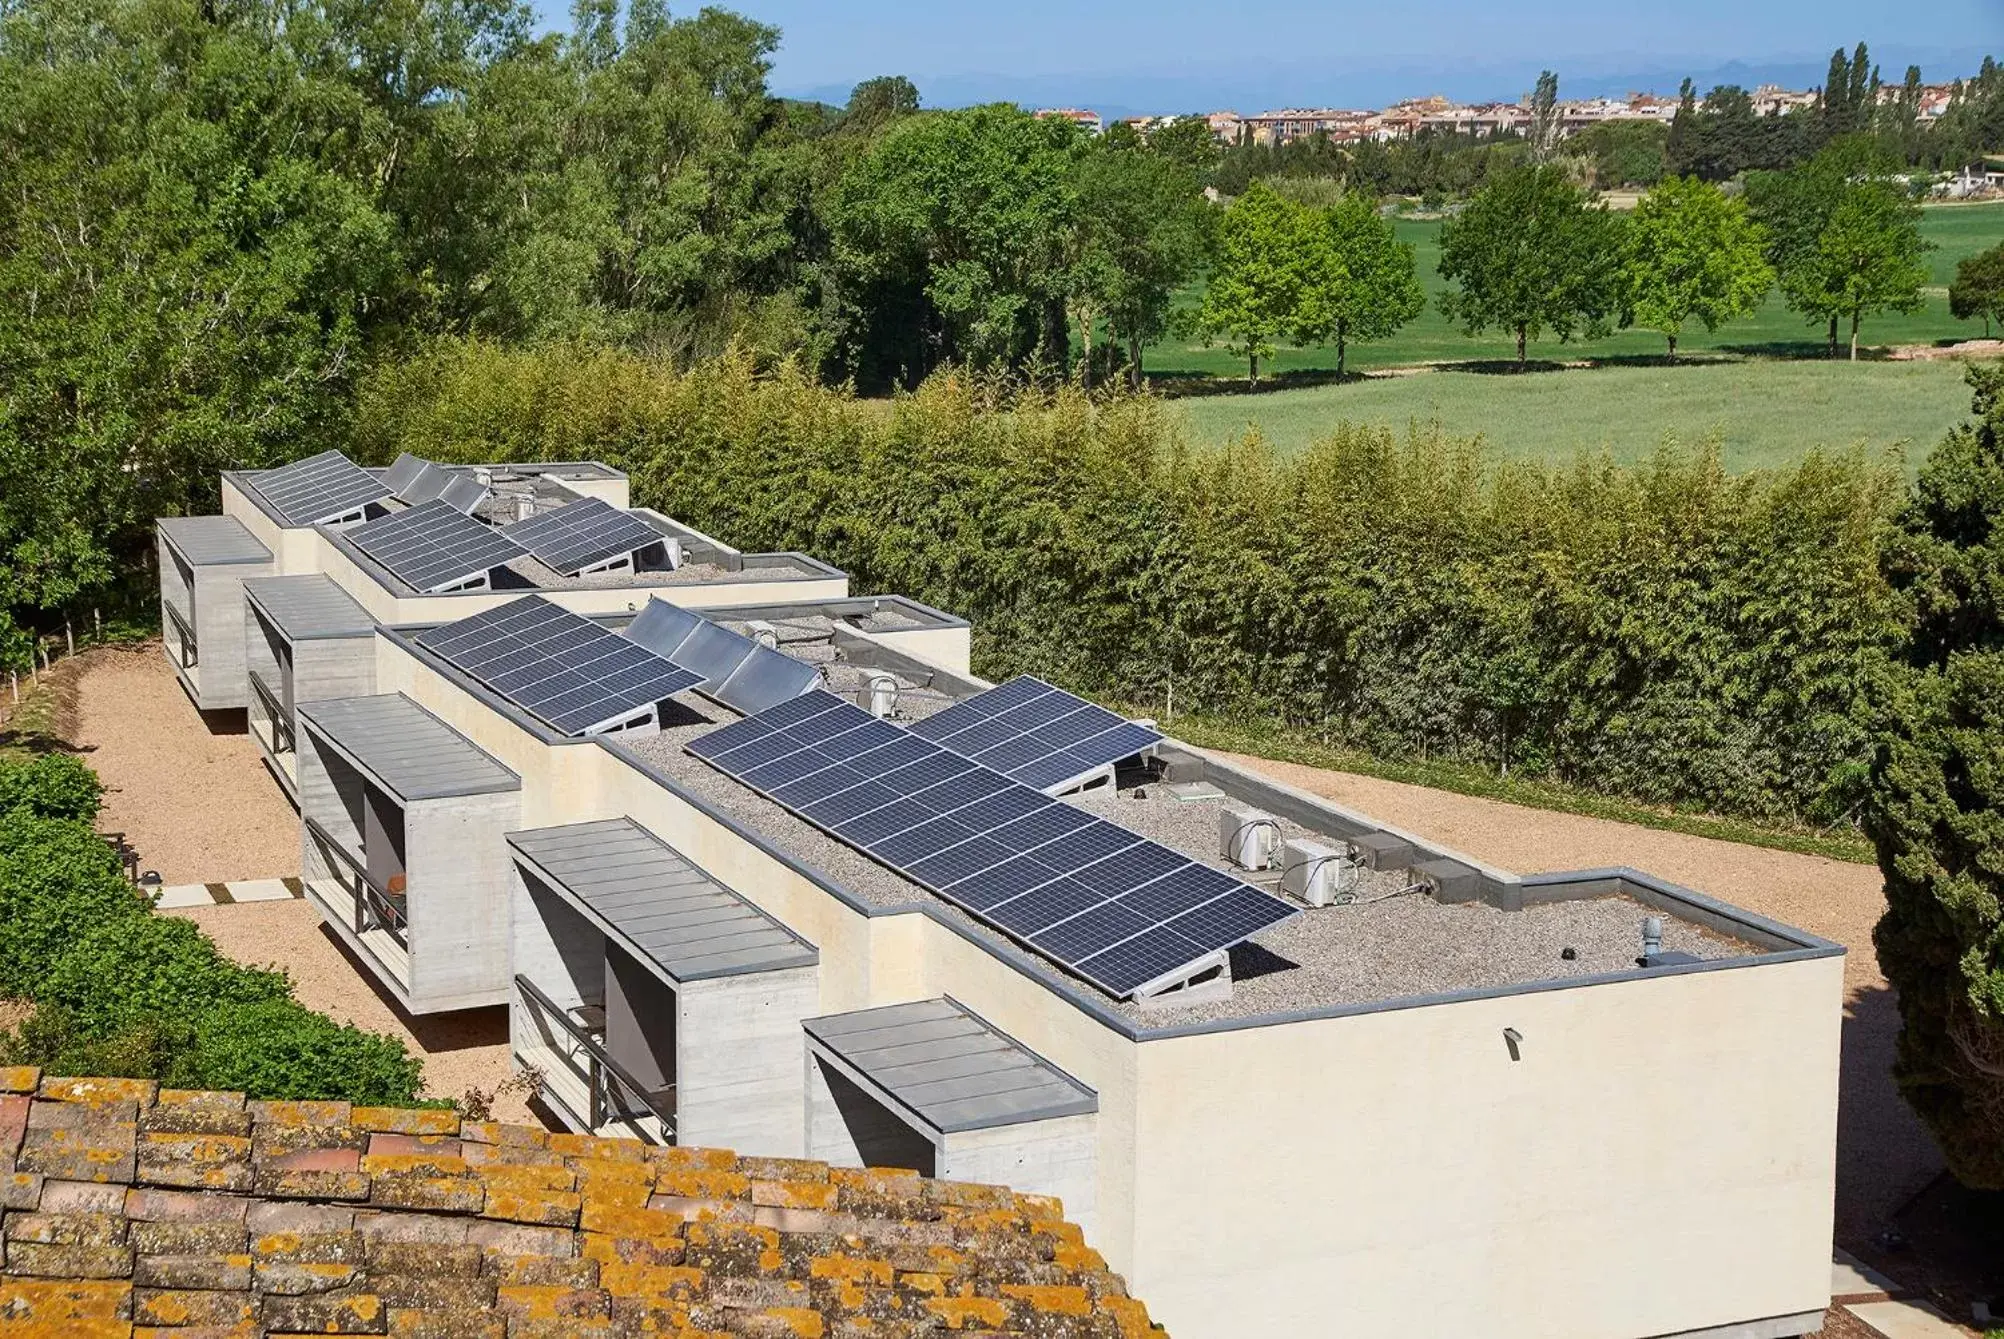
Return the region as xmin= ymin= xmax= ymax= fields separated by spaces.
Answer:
xmin=1078 ymin=307 xmax=1093 ymax=391
xmin=1249 ymin=351 xmax=1259 ymax=386
xmin=1850 ymin=310 xmax=1861 ymax=361
xmin=1516 ymin=325 xmax=1527 ymax=367
xmin=1827 ymin=314 xmax=1839 ymax=358
xmin=1128 ymin=332 xmax=1143 ymax=391
xmin=1336 ymin=321 xmax=1347 ymax=377
xmin=1666 ymin=332 xmax=1677 ymax=361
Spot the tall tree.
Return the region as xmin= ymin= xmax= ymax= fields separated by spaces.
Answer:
xmin=1197 ymin=183 xmax=1310 ymax=384
xmin=1949 ymin=243 xmax=2004 ymax=338
xmin=1147 ymin=115 xmax=1222 ymax=177
xmin=1063 ymin=142 xmax=1209 ymax=388
xmin=1292 ymin=195 xmax=1425 ymax=376
xmin=1868 ymin=364 xmax=2004 ymax=1188
xmin=1436 ymin=164 xmax=1624 ymax=366
xmin=1746 ymin=139 xmax=1906 ymax=356
xmin=1783 ymin=176 xmax=1930 ymax=360
xmin=1528 ymin=69 xmax=1563 ymax=165
xmin=1620 ymin=176 xmax=1773 ymax=358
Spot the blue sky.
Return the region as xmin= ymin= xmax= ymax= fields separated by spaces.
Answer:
xmin=531 ymin=0 xmax=2000 ymax=113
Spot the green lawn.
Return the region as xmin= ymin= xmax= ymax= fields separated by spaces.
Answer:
xmin=1172 ymin=357 xmax=1981 ymax=471
xmin=1149 ymin=201 xmax=2004 ymax=381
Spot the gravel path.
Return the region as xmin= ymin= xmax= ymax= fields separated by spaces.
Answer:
xmin=164 ymin=899 xmax=531 ymax=1124
xmin=73 ymin=644 xmax=299 ymax=884
xmin=1214 ymin=751 xmax=1943 ymax=1251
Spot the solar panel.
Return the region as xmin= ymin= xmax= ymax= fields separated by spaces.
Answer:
xmin=346 ymin=500 xmax=528 ymax=593
xmin=623 ymin=599 xmax=820 ymax=717
xmin=690 ymin=689 xmax=1294 ymax=998
xmin=911 ymin=676 xmax=1163 ymax=793
xmin=399 ymin=462 xmax=451 ymax=506
xmin=416 ymin=596 xmax=702 ymax=735
xmin=249 ymin=450 xmax=392 ymax=526
xmin=439 ymin=474 xmax=490 ymax=515
xmin=503 ymin=497 xmax=665 ymax=576
xmin=384 ymin=453 xmax=430 ymax=497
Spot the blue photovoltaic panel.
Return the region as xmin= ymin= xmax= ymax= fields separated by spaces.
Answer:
xmin=503 ymin=497 xmax=665 ymax=576
xmin=384 ymin=453 xmax=431 ymax=497
xmin=688 ymin=689 xmax=1295 ymax=998
xmin=249 ymin=450 xmax=393 ymax=526
xmin=346 ymin=500 xmax=527 ymax=593
xmin=623 ymin=598 xmax=821 ymax=717
xmin=416 ymin=596 xmax=701 ymax=735
xmin=910 ymin=676 xmax=1163 ymax=793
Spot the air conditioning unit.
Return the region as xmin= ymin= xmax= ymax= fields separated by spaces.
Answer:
xmin=1281 ymin=839 xmax=1349 ymax=907
xmin=861 ymin=673 xmax=899 ymax=719
xmin=1220 ymin=805 xmax=1280 ymax=871
xmin=745 ymin=619 xmax=779 ymax=650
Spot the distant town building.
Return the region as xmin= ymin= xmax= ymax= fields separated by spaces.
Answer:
xmin=1033 ymin=107 xmax=1103 ymax=133
xmin=1244 ymin=108 xmax=1377 ymax=146
xmin=1751 ymin=84 xmax=1820 ymax=117
xmin=1204 ymin=110 xmax=1244 ymax=143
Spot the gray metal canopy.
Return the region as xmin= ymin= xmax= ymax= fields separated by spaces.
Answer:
xmin=298 ymin=693 xmax=519 ymax=803
xmin=157 ymin=515 xmax=272 ymax=567
xmin=803 ymin=998 xmax=1097 ymax=1134
xmin=244 ymin=575 xmax=376 ymax=641
xmin=507 ymin=818 xmax=816 ymax=982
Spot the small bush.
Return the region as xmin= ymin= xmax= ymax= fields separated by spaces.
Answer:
xmin=0 ymin=753 xmax=102 ymax=821
xmin=0 ymin=785 xmax=426 ymax=1105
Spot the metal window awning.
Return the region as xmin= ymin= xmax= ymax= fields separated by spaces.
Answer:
xmin=803 ymin=998 xmax=1097 ymax=1134
xmin=157 ymin=516 xmax=272 ymax=567
xmin=244 ymin=575 xmax=376 ymax=641
xmin=298 ymin=694 xmax=520 ymax=804
xmin=507 ymin=818 xmax=817 ymax=982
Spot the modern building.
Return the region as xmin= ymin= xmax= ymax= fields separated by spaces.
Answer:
xmin=157 ymin=450 xmax=1845 ymax=1339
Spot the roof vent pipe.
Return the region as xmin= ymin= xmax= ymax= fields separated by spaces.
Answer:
xmin=863 ymin=673 xmax=899 ymax=719
xmin=1641 ymin=915 xmax=1663 ymax=963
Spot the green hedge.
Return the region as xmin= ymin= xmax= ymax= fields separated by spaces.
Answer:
xmin=360 ymin=341 xmax=1905 ymax=827
xmin=0 ymin=754 xmax=426 ymax=1105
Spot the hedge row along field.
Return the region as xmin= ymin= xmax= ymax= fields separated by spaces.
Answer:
xmin=0 ymin=753 xmax=426 ymax=1104
xmin=359 ymin=341 xmax=1907 ymax=830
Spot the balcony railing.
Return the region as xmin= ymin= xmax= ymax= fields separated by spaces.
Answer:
xmin=247 ymin=671 xmax=294 ymax=757
xmin=162 ymin=601 xmax=197 ymax=669
xmin=514 ymin=973 xmax=676 ymax=1144
xmin=304 ymin=815 xmax=407 ymax=949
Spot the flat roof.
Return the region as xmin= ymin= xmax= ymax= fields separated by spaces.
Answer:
xmin=804 ymin=997 xmax=1098 ymax=1133
xmin=244 ymin=575 xmax=376 ymax=641
xmin=157 ymin=515 xmax=272 ymax=567
xmin=299 ymin=693 xmax=520 ymax=803
xmin=508 ymin=817 xmax=817 ymax=981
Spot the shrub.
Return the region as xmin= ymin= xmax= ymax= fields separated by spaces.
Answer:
xmin=1868 ymin=363 xmax=2004 ymax=1187
xmin=0 ymin=752 xmax=103 ymax=821
xmin=0 ymin=792 xmax=426 ymax=1105
xmin=359 ymin=340 xmax=1905 ymax=826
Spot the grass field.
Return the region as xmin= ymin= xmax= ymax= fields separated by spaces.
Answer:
xmin=1159 ymin=200 xmax=2000 ymax=467
xmin=1172 ymin=357 xmax=1980 ymax=470
xmin=1149 ymin=200 xmax=2003 ymax=381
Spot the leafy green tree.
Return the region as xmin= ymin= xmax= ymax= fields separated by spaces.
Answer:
xmin=1786 ymin=179 xmax=1930 ymax=360
xmin=830 ymin=104 xmax=1086 ymax=378
xmin=1293 ymin=195 xmax=1425 ymax=375
xmin=1064 ymin=142 xmax=1209 ymax=388
xmin=1146 ymin=115 xmax=1222 ymax=177
xmin=1197 ymin=183 xmax=1310 ymax=384
xmin=1620 ymin=177 xmax=1773 ymax=358
xmin=1436 ymin=165 xmax=1624 ymax=366
xmin=1528 ymin=70 xmax=1562 ymax=165
xmin=1868 ymin=364 xmax=2004 ymax=1188
xmin=843 ymin=75 xmax=919 ymax=132
xmin=1949 ymin=243 xmax=2004 ymax=338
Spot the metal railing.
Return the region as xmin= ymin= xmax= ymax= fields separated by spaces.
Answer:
xmin=304 ymin=815 xmax=408 ymax=949
xmin=514 ymin=974 xmax=676 ymax=1144
xmin=162 ymin=601 xmax=197 ymax=669
xmin=247 ymin=672 xmax=294 ymax=757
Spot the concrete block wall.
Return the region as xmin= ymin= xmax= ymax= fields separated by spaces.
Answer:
xmin=805 ymin=1052 xmax=936 ymax=1176
xmin=944 ymin=1112 xmax=1099 ymax=1239
xmin=676 ymin=967 xmax=818 ymax=1158
xmin=404 ymin=787 xmax=521 ymax=1013
xmin=188 ymin=564 xmax=268 ymax=710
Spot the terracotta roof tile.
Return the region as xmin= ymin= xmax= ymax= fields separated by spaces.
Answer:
xmin=0 ymin=1073 xmax=1162 ymax=1337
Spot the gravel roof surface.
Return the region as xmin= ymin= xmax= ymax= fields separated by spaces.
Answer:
xmin=505 ymin=554 xmax=824 ymax=590
xmin=623 ymin=707 xmax=1755 ymax=1023
xmin=710 ymin=613 xmax=959 ymax=720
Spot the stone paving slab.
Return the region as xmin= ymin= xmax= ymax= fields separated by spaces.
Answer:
xmin=152 ymin=878 xmax=303 ymax=908
xmin=1833 ymin=1248 xmax=1901 ymax=1302
xmin=1845 ymin=1298 xmax=1973 ymax=1338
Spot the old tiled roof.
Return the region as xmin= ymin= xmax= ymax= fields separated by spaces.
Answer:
xmin=0 ymin=1070 xmax=1160 ymax=1338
